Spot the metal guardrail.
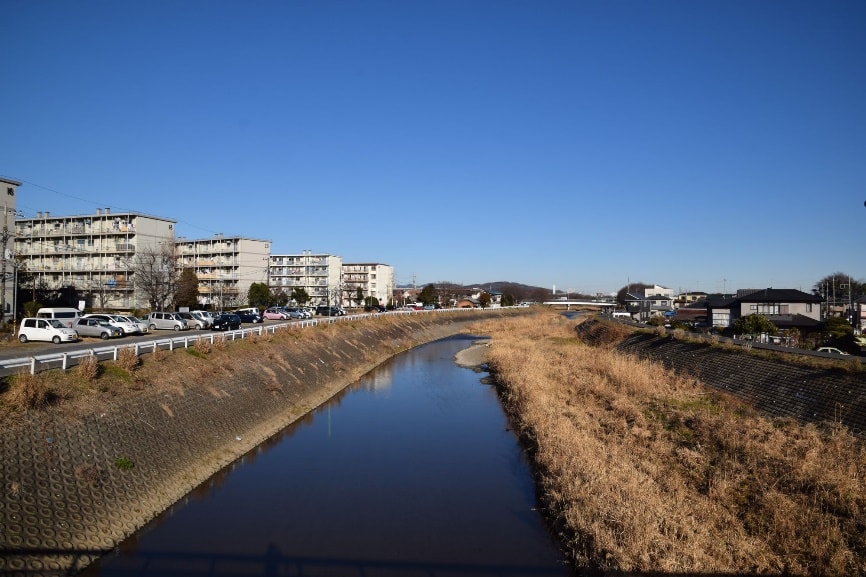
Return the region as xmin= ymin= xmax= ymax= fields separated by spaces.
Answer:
xmin=0 ymin=307 xmax=495 ymax=377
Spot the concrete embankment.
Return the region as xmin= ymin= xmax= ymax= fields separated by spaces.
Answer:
xmin=0 ymin=310 xmax=522 ymax=576
xmin=576 ymin=318 xmax=866 ymax=436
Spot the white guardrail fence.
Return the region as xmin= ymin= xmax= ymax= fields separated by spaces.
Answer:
xmin=0 ymin=308 xmax=495 ymax=377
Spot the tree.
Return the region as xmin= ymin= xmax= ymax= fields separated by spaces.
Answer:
xmin=174 ymin=268 xmax=200 ymax=309
xmin=813 ymin=272 xmax=865 ymax=316
xmin=129 ymin=243 xmax=179 ymax=311
xmin=355 ymin=287 xmax=364 ymax=308
xmin=478 ymin=292 xmax=491 ymax=308
xmin=823 ymin=316 xmax=854 ymax=340
xmin=418 ymin=284 xmax=437 ymax=306
xmin=271 ymin=288 xmax=289 ymax=307
xmin=731 ymin=314 xmax=778 ymax=336
xmin=291 ymin=287 xmax=309 ymax=306
xmin=501 ymin=293 xmax=515 ymax=307
xmin=616 ymin=282 xmax=651 ymax=307
xmin=248 ymin=282 xmax=271 ymax=309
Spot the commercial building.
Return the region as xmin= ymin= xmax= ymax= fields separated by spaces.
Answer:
xmin=176 ymin=235 xmax=270 ymax=310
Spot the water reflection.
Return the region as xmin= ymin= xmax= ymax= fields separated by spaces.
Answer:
xmin=81 ymin=335 xmax=572 ymax=576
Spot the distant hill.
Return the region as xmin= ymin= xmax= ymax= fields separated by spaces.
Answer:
xmin=469 ymin=281 xmax=551 ymax=302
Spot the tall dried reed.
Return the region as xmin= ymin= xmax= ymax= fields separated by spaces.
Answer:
xmin=116 ymin=347 xmax=139 ymax=372
xmin=76 ymin=354 xmax=100 ymax=381
xmin=6 ymin=372 xmax=49 ymax=410
xmin=484 ymin=311 xmax=865 ymax=576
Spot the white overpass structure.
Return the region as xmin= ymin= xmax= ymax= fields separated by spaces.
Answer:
xmin=543 ymin=300 xmax=617 ymax=309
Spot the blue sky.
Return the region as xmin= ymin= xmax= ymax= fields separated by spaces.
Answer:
xmin=2 ymin=1 xmax=864 ymax=295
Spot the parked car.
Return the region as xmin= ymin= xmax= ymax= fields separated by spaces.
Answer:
xmin=35 ymin=307 xmax=82 ymax=328
xmin=283 ymin=307 xmax=305 ymax=319
xmin=234 ymin=311 xmax=262 ymax=324
xmin=118 ymin=315 xmax=149 ymax=334
xmin=176 ymin=311 xmax=209 ymax=329
xmin=83 ymin=313 xmax=139 ymax=336
xmin=316 ymin=306 xmax=344 ymax=317
xmin=816 ymin=347 xmax=850 ymax=356
xmin=18 ymin=317 xmax=80 ymax=344
xmin=74 ymin=317 xmax=123 ymax=340
xmin=148 ymin=311 xmax=189 ymax=331
xmin=364 ymin=305 xmax=386 ymax=313
xmin=263 ymin=307 xmax=288 ymax=320
xmin=211 ymin=313 xmax=241 ymax=331
xmin=235 ymin=307 xmax=261 ymax=317
xmin=192 ymin=310 xmax=215 ymax=325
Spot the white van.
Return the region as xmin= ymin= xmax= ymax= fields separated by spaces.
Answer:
xmin=148 ymin=311 xmax=189 ymax=331
xmin=36 ymin=307 xmax=82 ymax=328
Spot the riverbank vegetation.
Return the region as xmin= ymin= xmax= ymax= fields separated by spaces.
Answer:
xmin=476 ymin=310 xmax=866 ymax=575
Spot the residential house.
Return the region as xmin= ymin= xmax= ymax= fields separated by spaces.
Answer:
xmin=675 ymin=291 xmax=708 ymax=308
xmin=707 ymin=288 xmax=822 ymax=331
xmin=643 ymin=285 xmax=674 ymax=299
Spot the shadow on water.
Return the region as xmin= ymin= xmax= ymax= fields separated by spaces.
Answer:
xmin=6 ymin=545 xmax=776 ymax=577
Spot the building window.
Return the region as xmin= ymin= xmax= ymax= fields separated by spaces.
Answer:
xmin=755 ymin=303 xmax=779 ymax=315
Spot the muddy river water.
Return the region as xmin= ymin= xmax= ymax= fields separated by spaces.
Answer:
xmin=80 ymin=335 xmax=573 ymax=576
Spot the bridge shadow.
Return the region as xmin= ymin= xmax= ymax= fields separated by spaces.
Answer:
xmin=3 ymin=544 xmax=776 ymax=577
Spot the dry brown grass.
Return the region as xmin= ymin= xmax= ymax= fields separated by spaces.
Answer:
xmin=193 ymin=337 xmax=213 ymax=355
xmin=5 ymin=372 xmax=50 ymax=410
xmin=116 ymin=346 xmax=139 ymax=372
xmin=484 ymin=310 xmax=866 ymax=576
xmin=76 ymin=354 xmax=100 ymax=381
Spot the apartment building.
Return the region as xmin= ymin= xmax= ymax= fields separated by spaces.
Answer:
xmin=14 ymin=208 xmax=176 ymax=310
xmin=342 ymin=262 xmax=394 ymax=308
xmin=268 ymin=252 xmax=343 ymax=306
xmin=0 ymin=177 xmax=20 ymax=322
xmin=176 ymin=235 xmax=270 ymax=310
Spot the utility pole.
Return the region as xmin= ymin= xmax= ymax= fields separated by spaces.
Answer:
xmin=1 ymin=203 xmax=10 ymax=325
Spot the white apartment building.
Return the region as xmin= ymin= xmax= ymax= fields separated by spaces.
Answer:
xmin=176 ymin=235 xmax=270 ymax=310
xmin=0 ymin=177 xmax=21 ymax=322
xmin=14 ymin=208 xmax=176 ymax=311
xmin=268 ymin=252 xmax=342 ymax=306
xmin=342 ymin=262 xmax=394 ymax=308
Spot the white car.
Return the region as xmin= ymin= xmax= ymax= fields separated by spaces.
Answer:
xmin=18 ymin=317 xmax=80 ymax=344
xmin=118 ymin=315 xmax=149 ymax=334
xmin=816 ymin=347 xmax=850 ymax=356
xmin=83 ymin=313 xmax=139 ymax=336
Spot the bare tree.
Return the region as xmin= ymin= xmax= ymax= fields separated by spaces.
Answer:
xmin=128 ymin=243 xmax=179 ymax=311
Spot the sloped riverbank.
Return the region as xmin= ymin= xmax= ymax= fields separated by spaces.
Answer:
xmin=0 ymin=310 xmax=525 ymax=576
xmin=483 ymin=312 xmax=866 ymax=576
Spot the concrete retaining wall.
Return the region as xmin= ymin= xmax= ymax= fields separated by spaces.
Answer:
xmin=576 ymin=319 xmax=866 ymax=436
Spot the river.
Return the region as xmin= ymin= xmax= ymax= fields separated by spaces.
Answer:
xmin=80 ymin=335 xmax=573 ymax=576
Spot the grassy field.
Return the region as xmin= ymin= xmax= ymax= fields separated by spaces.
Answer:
xmin=474 ymin=310 xmax=866 ymax=576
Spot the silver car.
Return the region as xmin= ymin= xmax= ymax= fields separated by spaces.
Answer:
xmin=74 ymin=317 xmax=123 ymax=340
xmin=176 ymin=311 xmax=209 ymax=329
xmin=83 ymin=313 xmax=139 ymax=336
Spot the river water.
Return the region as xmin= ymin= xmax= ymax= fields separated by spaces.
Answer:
xmin=80 ymin=335 xmax=573 ymax=576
